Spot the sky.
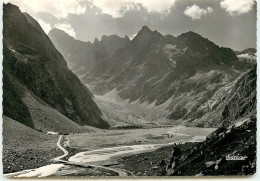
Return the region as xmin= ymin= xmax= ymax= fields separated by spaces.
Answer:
xmin=4 ymin=0 xmax=257 ymax=51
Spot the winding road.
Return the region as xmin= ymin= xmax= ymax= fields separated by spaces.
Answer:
xmin=54 ymin=135 xmax=131 ymax=176
xmin=53 ymin=135 xmax=68 ymax=161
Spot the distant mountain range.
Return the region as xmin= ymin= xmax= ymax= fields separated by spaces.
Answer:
xmin=49 ymin=28 xmax=130 ymax=76
xmin=49 ymin=25 xmax=255 ymax=127
xmin=3 ymin=3 xmax=109 ymax=131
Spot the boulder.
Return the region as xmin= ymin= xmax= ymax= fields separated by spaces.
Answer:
xmin=171 ymin=147 xmax=182 ymax=157
xmin=205 ymin=161 xmax=215 ymax=168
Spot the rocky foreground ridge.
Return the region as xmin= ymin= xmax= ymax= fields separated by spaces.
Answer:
xmin=165 ymin=66 xmax=256 ymax=176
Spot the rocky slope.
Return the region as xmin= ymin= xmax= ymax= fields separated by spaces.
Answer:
xmin=2 ymin=116 xmax=62 ymax=173
xmin=165 ymin=66 xmax=256 ymax=176
xmin=48 ymin=28 xmax=130 ymax=75
xmin=3 ymin=3 xmax=109 ymax=129
xmin=50 ymin=25 xmax=247 ymax=127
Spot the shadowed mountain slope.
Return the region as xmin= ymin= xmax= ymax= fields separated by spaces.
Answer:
xmin=3 ymin=3 xmax=109 ymax=129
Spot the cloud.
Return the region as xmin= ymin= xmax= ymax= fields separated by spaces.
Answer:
xmin=55 ymin=23 xmax=76 ymax=38
xmin=220 ymin=0 xmax=255 ymax=15
xmin=90 ymin=0 xmax=178 ymax=18
xmin=207 ymin=7 xmax=214 ymax=13
xmin=184 ymin=4 xmax=213 ymax=20
xmin=4 ymin=0 xmax=87 ymax=18
xmin=5 ymin=0 xmax=178 ymax=18
xmin=37 ymin=19 xmax=51 ymax=33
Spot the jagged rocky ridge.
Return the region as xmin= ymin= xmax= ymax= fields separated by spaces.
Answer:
xmin=164 ymin=66 xmax=256 ymax=176
xmin=3 ymin=3 xmax=109 ymax=129
xmin=48 ymin=28 xmax=130 ymax=75
xmin=49 ymin=25 xmax=249 ymax=127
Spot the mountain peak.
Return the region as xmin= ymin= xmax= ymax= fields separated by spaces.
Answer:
xmin=128 ymin=25 xmax=164 ymax=49
xmin=137 ymin=25 xmax=156 ymax=35
xmin=180 ymin=31 xmax=202 ymax=38
xmin=49 ymin=28 xmax=64 ymax=34
xmin=141 ymin=25 xmax=151 ymax=31
xmin=49 ymin=28 xmax=75 ymax=39
xmin=50 ymin=28 xmax=64 ymax=33
xmin=176 ymin=31 xmax=211 ymax=46
xmin=3 ymin=3 xmax=20 ymax=12
xmin=133 ymin=25 xmax=163 ymax=41
xmin=94 ymin=37 xmax=99 ymax=44
xmin=100 ymin=35 xmax=130 ymax=45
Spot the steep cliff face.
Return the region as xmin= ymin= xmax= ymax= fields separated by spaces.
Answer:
xmin=165 ymin=66 xmax=256 ymax=176
xmin=3 ymin=3 xmax=109 ymax=129
xmin=221 ymin=66 xmax=256 ymax=126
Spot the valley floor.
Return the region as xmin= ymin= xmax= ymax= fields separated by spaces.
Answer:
xmin=3 ymin=125 xmax=214 ymax=177
xmin=66 ymin=126 xmax=215 ymax=151
xmin=4 ymin=118 xmax=255 ymax=177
